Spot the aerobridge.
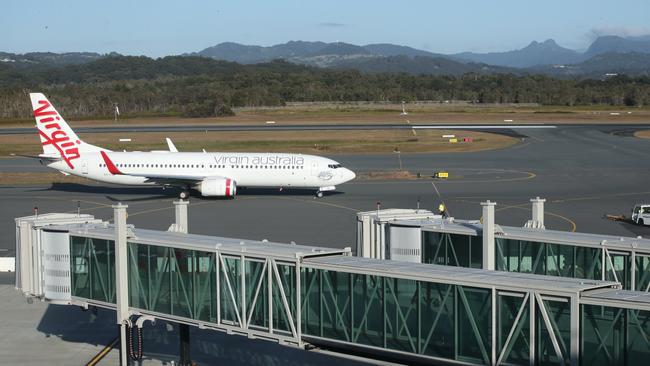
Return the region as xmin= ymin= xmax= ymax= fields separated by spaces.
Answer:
xmin=357 ymin=199 xmax=650 ymax=292
xmin=14 ymin=201 xmax=650 ymax=366
xmin=358 ymin=200 xmax=650 ymax=365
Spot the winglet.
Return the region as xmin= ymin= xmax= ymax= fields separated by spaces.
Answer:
xmin=166 ymin=138 xmax=178 ymax=152
xmin=100 ymin=151 xmax=122 ymax=175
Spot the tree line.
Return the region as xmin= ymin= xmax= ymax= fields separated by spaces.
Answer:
xmin=1 ymin=55 xmax=648 ymax=120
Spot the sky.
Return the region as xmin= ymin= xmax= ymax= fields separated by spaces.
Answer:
xmin=2 ymin=0 xmax=650 ymax=57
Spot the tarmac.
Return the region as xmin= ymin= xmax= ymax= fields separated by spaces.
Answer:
xmin=1 ymin=123 xmax=650 ymax=365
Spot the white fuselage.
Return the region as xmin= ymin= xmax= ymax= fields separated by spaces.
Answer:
xmin=48 ymin=151 xmax=356 ymax=189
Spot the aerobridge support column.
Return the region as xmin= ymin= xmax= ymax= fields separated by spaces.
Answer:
xmin=173 ymin=200 xmax=192 ymax=366
xmin=113 ymin=203 xmax=129 ymax=366
xmin=174 ymin=199 xmax=189 ymax=234
xmin=481 ymin=201 xmax=496 ymax=271
xmin=531 ymin=197 xmax=546 ymax=228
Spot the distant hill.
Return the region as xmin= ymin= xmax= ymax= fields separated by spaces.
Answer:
xmin=0 ymin=52 xmax=110 ymax=69
xmin=362 ymin=43 xmax=443 ymax=58
xmin=453 ymin=39 xmax=583 ymax=67
xmin=584 ymin=35 xmax=650 ymax=58
xmin=194 ymin=41 xmax=330 ymax=64
xmin=530 ymin=52 xmax=650 ymax=78
xmin=453 ymin=36 xmax=650 ymax=68
xmin=194 ymin=41 xmax=447 ymax=66
xmin=330 ymin=55 xmax=517 ymax=76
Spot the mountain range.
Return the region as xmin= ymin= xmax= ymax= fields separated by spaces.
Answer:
xmin=2 ymin=35 xmax=649 ymax=78
xmin=191 ymin=36 xmax=650 ymax=77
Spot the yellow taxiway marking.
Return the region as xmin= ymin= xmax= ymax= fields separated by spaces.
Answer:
xmin=465 ymin=200 xmax=577 ymax=232
xmin=350 ymin=169 xmax=536 ymax=185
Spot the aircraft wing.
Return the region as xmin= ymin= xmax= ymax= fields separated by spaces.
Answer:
xmin=119 ymin=171 xmax=235 ymax=190
xmin=138 ymin=173 xmax=205 ymax=186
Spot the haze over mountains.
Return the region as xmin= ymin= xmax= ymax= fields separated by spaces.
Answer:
xmin=194 ymin=36 xmax=650 ymax=69
xmin=2 ymin=35 xmax=649 ymax=78
xmin=194 ymin=36 xmax=650 ymax=77
xmin=191 ymin=36 xmax=650 ymax=77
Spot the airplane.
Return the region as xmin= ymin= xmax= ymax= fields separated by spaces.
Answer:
xmin=27 ymin=93 xmax=356 ymax=199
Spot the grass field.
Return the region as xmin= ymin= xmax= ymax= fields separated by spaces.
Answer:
xmin=0 ymin=129 xmax=517 ymax=156
xmin=2 ymin=103 xmax=649 ymax=128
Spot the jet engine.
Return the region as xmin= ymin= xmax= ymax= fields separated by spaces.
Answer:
xmin=195 ymin=177 xmax=236 ymax=197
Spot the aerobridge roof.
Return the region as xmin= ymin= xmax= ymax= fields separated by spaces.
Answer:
xmin=304 ymin=255 xmax=618 ymax=296
xmin=391 ymin=218 xmax=650 ymax=253
xmin=581 ymin=289 xmax=650 ymax=311
xmin=46 ymin=223 xmax=349 ymax=261
xmin=357 ymin=209 xmax=439 ymax=223
xmin=15 ymin=213 xmax=100 ymax=226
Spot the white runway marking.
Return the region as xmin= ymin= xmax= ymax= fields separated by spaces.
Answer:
xmin=411 ymin=125 xmax=557 ymax=129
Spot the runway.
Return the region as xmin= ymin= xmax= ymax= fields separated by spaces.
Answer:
xmin=0 ymin=122 xmax=647 ymax=135
xmin=2 ymin=124 xmax=650 ymax=258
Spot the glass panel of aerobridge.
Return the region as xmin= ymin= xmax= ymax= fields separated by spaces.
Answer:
xmin=62 ymin=223 xmax=346 ymax=260
xmin=303 ymin=256 xmax=617 ymax=294
xmin=393 ymin=218 xmax=650 ymax=253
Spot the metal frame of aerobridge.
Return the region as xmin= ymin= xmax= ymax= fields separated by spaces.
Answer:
xmin=13 ymin=201 xmax=650 ymax=366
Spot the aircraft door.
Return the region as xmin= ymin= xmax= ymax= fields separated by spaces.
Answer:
xmin=82 ymin=160 xmax=88 ymax=174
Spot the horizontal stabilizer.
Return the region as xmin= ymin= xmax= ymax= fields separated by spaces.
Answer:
xmin=12 ymin=153 xmax=62 ymax=162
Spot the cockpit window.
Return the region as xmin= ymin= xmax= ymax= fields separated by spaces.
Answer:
xmin=328 ymin=164 xmax=343 ymax=169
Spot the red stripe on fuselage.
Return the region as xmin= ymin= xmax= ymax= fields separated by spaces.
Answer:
xmin=225 ymin=178 xmax=231 ymax=196
xmin=100 ymin=151 xmax=122 ymax=175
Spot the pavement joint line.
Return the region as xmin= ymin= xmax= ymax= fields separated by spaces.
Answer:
xmin=28 ymin=196 xmax=110 ymax=207
xmin=105 ymin=196 xmax=261 ymax=222
xmin=62 ymin=198 xmax=169 ymax=214
xmin=272 ymin=195 xmax=361 ymax=212
xmin=510 ymin=142 xmax=532 ymax=150
xmin=550 ymin=190 xmax=650 ymax=203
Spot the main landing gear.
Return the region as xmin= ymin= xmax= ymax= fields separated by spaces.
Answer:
xmin=316 ymin=191 xmax=324 ymax=198
xmin=179 ymin=190 xmax=190 ymax=199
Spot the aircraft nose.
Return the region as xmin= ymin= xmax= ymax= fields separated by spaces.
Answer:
xmin=343 ymin=168 xmax=356 ymax=182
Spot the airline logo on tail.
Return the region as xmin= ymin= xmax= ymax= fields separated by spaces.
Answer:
xmin=33 ymin=98 xmax=81 ymax=169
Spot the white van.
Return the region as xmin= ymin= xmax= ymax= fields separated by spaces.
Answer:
xmin=632 ymin=204 xmax=650 ymax=225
